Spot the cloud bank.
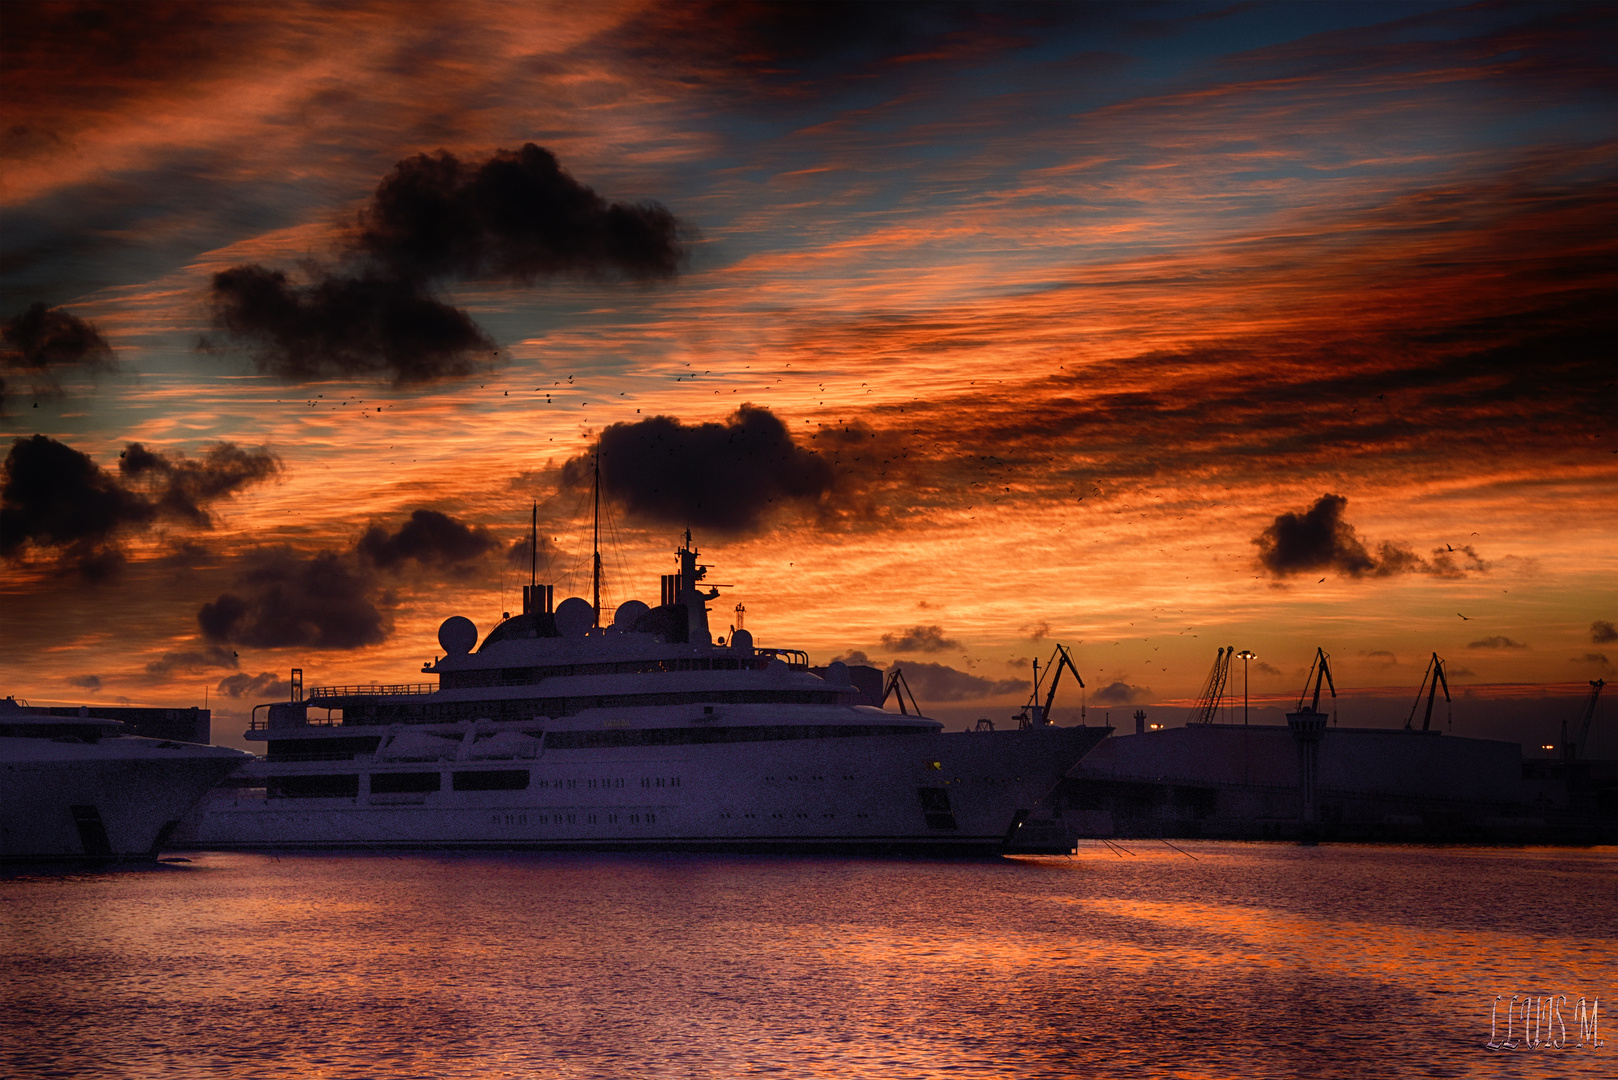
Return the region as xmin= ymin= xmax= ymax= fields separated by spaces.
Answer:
xmin=205 ymin=144 xmax=686 ymax=384
xmin=1255 ymin=494 xmax=1488 ymax=580
xmin=0 ymin=435 xmax=277 ymax=579
xmin=570 ymin=405 xmax=834 ymax=534
xmin=1 ymin=303 xmax=116 ymax=413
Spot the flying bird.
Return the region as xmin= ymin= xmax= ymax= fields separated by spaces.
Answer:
xmin=1458 ymin=613 xmax=1470 ymax=620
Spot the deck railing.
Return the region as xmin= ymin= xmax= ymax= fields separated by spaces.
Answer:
xmin=307 ymin=683 xmax=435 ymax=699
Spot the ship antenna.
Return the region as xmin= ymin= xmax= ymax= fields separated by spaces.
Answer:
xmin=529 ymin=501 xmax=537 ymax=597
xmin=592 ymin=448 xmax=602 ymax=629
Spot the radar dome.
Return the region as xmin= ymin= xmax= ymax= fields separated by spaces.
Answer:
xmin=614 ymin=599 xmax=650 ymax=630
xmin=826 ymin=660 xmax=850 ymax=684
xmin=438 ymin=616 xmax=477 ymax=655
xmin=554 ymin=596 xmax=594 ymax=638
xmin=730 ymin=628 xmax=754 ymax=655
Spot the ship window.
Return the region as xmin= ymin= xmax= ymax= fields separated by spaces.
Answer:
xmin=452 ymin=769 xmax=530 ymax=791
xmin=544 ymin=724 xmax=935 ymax=749
xmin=371 ymin=771 xmax=440 ymax=794
xmin=268 ymin=774 xmax=360 ymax=799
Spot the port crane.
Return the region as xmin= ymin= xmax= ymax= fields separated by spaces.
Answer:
xmin=1187 ymin=646 xmax=1234 ymax=724
xmin=1017 ymin=644 xmax=1084 ymax=729
xmin=1561 ymin=679 xmax=1605 ymax=763
xmin=879 ymin=666 xmax=924 ymax=715
xmin=1290 ymin=647 xmax=1337 ymax=720
xmin=1403 ymin=652 xmax=1451 ymax=731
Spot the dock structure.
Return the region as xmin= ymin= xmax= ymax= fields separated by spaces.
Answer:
xmin=1017 ymin=723 xmax=1614 ymax=845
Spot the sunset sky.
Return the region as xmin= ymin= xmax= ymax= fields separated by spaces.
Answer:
xmin=3 ymin=1 xmax=1614 ymax=752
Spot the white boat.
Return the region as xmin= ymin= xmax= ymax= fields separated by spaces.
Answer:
xmin=1 ymin=698 xmax=250 ymax=861
xmin=181 ymin=534 xmax=1110 ymax=855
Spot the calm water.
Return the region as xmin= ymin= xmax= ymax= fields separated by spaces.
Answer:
xmin=2 ymin=843 xmax=1612 ymax=1079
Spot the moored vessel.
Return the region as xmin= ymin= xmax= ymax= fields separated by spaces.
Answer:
xmin=181 ymin=534 xmax=1110 ymax=854
xmin=1 ymin=698 xmax=250 ymax=861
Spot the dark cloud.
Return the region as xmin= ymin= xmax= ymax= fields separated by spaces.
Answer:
xmin=1591 ymin=620 xmax=1617 ymax=645
xmin=0 ymin=3 xmax=248 ymax=127
xmin=206 ymin=265 xmax=496 ymax=385
xmin=216 ymin=672 xmax=291 ymax=700
xmin=889 ymin=661 xmax=1024 ymax=703
xmin=358 ymin=509 xmax=496 ymax=570
xmin=570 ymin=405 xmax=835 ymax=534
xmin=1 ymin=434 xmax=154 ymax=577
xmin=198 ymin=504 xmax=499 ymax=652
xmin=1090 ymin=681 xmax=1150 ymax=706
xmin=67 ymin=674 xmax=102 ymax=692
xmin=880 ymin=625 xmax=960 ymax=653
xmin=356 ymin=143 xmax=684 ymax=283
xmin=1 ymin=435 xmax=280 ymax=578
xmin=119 ymin=441 xmax=281 ymax=526
xmin=1 ymin=302 xmax=117 ymax=411
xmin=199 ymin=548 xmax=388 ymax=650
xmin=1254 ymin=494 xmax=1376 ymax=577
xmin=1360 ymin=650 xmax=1398 ymax=666
xmin=832 ymin=650 xmax=874 ymax=666
xmin=205 ymin=145 xmax=686 ymax=384
xmin=1570 ymin=653 xmax=1610 ymax=667
xmin=1253 ymin=661 xmax=1282 ymax=677
xmin=611 ymin=2 xmax=1063 ymax=95
xmin=144 ymin=645 xmax=239 ymax=679
xmin=1254 ymin=495 xmax=1488 ymax=579
xmin=1467 ymin=636 xmax=1527 ymax=650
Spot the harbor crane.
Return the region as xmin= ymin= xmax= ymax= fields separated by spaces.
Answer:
xmin=1188 ymin=646 xmax=1234 ymax=724
xmin=1017 ymin=644 xmax=1084 ymax=729
xmin=880 ymin=666 xmax=924 ymax=716
xmin=1291 ymin=647 xmax=1337 ymax=720
xmin=1561 ymin=679 xmax=1605 ymax=763
xmin=1403 ymin=652 xmax=1451 ymax=731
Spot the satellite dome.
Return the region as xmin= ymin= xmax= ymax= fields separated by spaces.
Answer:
xmin=826 ymin=660 xmax=850 ymax=684
xmin=554 ymin=596 xmax=594 ymax=639
xmin=438 ymin=616 xmax=477 ymax=655
xmin=730 ymin=628 xmax=754 ymax=655
xmin=614 ymin=599 xmax=650 ymax=630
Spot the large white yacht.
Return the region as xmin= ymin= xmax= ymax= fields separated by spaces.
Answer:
xmin=1 ymin=698 xmax=250 ymax=861
xmin=182 ymin=535 xmax=1110 ymax=854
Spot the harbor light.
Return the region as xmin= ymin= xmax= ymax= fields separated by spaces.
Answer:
xmin=1237 ymin=649 xmax=1256 ymax=725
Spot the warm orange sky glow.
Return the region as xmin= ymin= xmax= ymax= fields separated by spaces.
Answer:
xmin=3 ymin=2 xmax=1613 ymax=750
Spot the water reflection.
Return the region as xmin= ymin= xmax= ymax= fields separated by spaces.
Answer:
xmin=2 ymin=844 xmax=1612 ymax=1078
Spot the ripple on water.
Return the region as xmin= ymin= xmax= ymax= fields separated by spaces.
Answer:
xmin=1 ymin=845 xmax=1613 ymax=1079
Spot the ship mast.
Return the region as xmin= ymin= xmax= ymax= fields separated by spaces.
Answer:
xmin=592 ymin=450 xmax=602 ymax=629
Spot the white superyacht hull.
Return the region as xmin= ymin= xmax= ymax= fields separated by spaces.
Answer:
xmin=182 ymin=725 xmax=1107 ymax=854
xmin=2 ymin=737 xmax=252 ymax=861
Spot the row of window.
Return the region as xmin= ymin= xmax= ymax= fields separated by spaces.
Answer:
xmin=544 ymin=724 xmax=927 ymax=749
xmin=486 ymin=812 xmax=660 ymax=826
xmin=267 ymin=771 xmax=682 ymax=799
xmin=333 ymin=689 xmax=845 ymax=724
xmin=443 ymin=656 xmax=766 ymax=689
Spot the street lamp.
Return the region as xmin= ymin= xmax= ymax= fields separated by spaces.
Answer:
xmin=1237 ymin=650 xmax=1256 ymax=725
